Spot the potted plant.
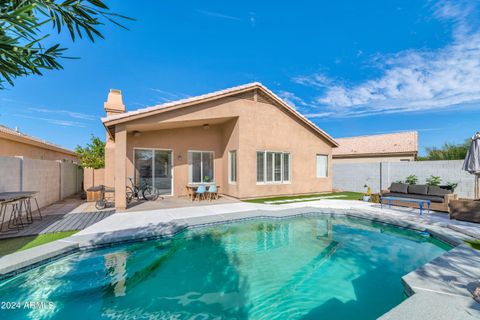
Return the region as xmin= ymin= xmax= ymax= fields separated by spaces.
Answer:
xmin=442 ymin=182 xmax=458 ymax=192
xmin=204 ymin=175 xmax=211 ymax=183
xmin=363 ymin=184 xmax=371 ymax=202
xmin=426 ymin=175 xmax=441 ymax=186
xmin=405 ymin=174 xmax=418 ymax=185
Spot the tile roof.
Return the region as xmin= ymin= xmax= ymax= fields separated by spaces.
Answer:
xmin=333 ymin=131 xmax=418 ymax=156
xmin=102 ymin=82 xmax=338 ymax=146
xmin=102 ymin=82 xmax=262 ymax=123
xmin=0 ymin=124 xmax=76 ymax=156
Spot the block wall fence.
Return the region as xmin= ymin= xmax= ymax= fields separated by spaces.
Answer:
xmin=0 ymin=156 xmax=83 ymax=210
xmin=333 ymin=160 xmax=476 ymax=198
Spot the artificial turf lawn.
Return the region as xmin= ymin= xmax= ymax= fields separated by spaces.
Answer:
xmin=465 ymin=239 xmax=480 ymax=251
xmin=0 ymin=230 xmax=78 ymax=257
xmin=242 ymin=191 xmax=364 ymax=204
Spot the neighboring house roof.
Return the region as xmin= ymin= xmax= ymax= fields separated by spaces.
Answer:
xmin=0 ymin=124 xmax=77 ymax=157
xmin=102 ymin=82 xmax=339 ymax=147
xmin=333 ymin=131 xmax=418 ymax=158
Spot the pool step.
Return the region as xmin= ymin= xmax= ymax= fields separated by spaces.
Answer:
xmin=8 ymin=242 xmax=178 ymax=300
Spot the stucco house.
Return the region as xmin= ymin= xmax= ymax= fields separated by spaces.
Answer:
xmin=0 ymin=124 xmax=78 ymax=162
xmin=333 ymin=132 xmax=418 ymax=163
xmin=102 ymin=83 xmax=338 ymax=209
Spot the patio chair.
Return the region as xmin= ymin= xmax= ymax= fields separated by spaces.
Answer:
xmin=195 ymin=185 xmax=207 ymax=201
xmin=186 ymin=186 xmax=196 ymax=201
xmin=206 ymin=184 xmax=218 ymax=201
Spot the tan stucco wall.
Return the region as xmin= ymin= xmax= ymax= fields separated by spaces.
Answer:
xmin=104 ymin=136 xmax=115 ymax=188
xmin=124 ymin=122 xmax=235 ymax=197
xmin=237 ymin=100 xmax=333 ymax=198
xmin=333 ymin=155 xmax=415 ymax=164
xmin=106 ymin=95 xmax=334 ymax=205
xmin=0 ymin=136 xmax=77 ymax=162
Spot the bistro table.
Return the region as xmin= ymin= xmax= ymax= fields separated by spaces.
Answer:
xmin=0 ymin=191 xmax=41 ymax=233
xmin=185 ymin=184 xmax=220 ymax=201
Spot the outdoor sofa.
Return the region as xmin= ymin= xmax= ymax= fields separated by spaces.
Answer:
xmin=381 ymin=183 xmax=457 ymax=213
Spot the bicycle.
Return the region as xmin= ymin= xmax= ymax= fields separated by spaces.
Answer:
xmin=126 ymin=177 xmax=160 ymax=204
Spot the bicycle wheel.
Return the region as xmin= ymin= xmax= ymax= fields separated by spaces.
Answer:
xmin=126 ymin=186 xmax=134 ymax=204
xmin=143 ymin=186 xmax=159 ymax=201
xmin=95 ymin=200 xmax=106 ymax=210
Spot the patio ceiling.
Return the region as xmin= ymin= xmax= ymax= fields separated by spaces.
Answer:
xmin=125 ymin=116 xmax=237 ymax=133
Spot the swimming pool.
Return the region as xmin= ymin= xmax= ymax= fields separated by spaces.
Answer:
xmin=0 ymin=215 xmax=450 ymax=319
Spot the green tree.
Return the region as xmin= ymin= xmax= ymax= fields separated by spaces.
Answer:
xmin=75 ymin=135 xmax=105 ymax=169
xmin=418 ymin=139 xmax=471 ymax=161
xmin=0 ymin=0 xmax=130 ymax=88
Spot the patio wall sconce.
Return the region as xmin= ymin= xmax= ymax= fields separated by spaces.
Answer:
xmin=132 ymin=131 xmax=141 ymax=137
xmin=203 ymin=124 xmax=210 ymax=130
xmin=178 ymin=154 xmax=183 ymax=160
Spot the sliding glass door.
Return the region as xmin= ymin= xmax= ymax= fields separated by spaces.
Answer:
xmin=134 ymin=149 xmax=172 ymax=195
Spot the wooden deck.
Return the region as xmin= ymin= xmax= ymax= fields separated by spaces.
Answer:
xmin=0 ymin=210 xmax=114 ymax=240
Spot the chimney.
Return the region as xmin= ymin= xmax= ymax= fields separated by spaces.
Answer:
xmin=104 ymin=89 xmax=126 ymax=116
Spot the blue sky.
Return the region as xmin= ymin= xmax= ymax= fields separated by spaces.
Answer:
xmin=1 ymin=0 xmax=479 ymax=154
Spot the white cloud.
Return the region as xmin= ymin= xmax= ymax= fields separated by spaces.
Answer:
xmin=431 ymin=0 xmax=479 ymax=37
xmin=13 ymin=115 xmax=86 ymax=127
xmin=277 ymin=91 xmax=306 ymax=109
xmin=197 ymin=10 xmax=241 ymax=21
xmin=149 ymin=88 xmax=189 ymax=103
xmin=293 ymin=0 xmax=480 ymax=118
xmin=28 ymin=108 xmax=97 ymax=121
xmin=293 ymin=73 xmax=333 ymax=89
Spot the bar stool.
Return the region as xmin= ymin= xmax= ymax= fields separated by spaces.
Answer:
xmin=30 ymin=195 xmax=42 ymax=220
xmin=22 ymin=196 xmax=42 ymax=223
xmin=0 ymin=199 xmax=25 ymax=233
xmin=0 ymin=201 xmax=7 ymax=233
xmin=10 ymin=199 xmax=28 ymax=231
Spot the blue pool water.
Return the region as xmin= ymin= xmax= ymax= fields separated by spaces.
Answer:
xmin=0 ymin=215 xmax=450 ymax=319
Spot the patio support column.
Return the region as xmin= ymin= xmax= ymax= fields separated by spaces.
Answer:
xmin=115 ymin=124 xmax=127 ymax=210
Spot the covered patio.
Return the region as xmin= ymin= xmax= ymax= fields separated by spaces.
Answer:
xmin=104 ymin=92 xmax=241 ymax=210
xmin=124 ymin=194 xmax=240 ymax=212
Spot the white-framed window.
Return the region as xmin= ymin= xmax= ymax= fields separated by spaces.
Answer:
xmin=188 ymin=151 xmax=214 ymax=183
xmin=228 ymin=150 xmax=237 ymax=184
xmin=316 ymin=154 xmax=328 ymax=178
xmin=256 ymin=151 xmax=291 ymax=184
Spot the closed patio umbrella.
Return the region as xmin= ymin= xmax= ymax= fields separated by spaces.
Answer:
xmin=462 ymin=132 xmax=480 ymax=199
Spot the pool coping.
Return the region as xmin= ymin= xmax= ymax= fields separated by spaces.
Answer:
xmin=0 ymin=203 xmax=479 ymax=319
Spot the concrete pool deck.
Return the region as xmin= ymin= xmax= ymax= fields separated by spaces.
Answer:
xmin=1 ymin=200 xmax=479 ymax=319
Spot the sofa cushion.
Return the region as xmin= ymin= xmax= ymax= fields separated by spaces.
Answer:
xmin=408 ymin=184 xmax=428 ymax=195
xmin=428 ymin=186 xmax=452 ymax=197
xmin=382 ymin=192 xmax=445 ymax=203
xmin=389 ymin=183 xmax=408 ymax=194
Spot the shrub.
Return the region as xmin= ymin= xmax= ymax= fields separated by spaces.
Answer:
xmin=426 ymin=175 xmax=442 ymax=186
xmin=447 ymin=182 xmax=459 ymax=191
xmin=405 ymin=175 xmax=418 ymax=185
